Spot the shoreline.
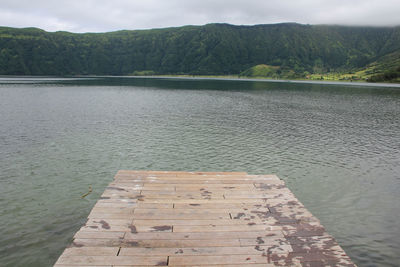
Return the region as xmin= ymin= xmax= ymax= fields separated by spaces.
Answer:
xmin=118 ymin=75 xmax=400 ymax=88
xmin=1 ymin=75 xmax=400 ymax=88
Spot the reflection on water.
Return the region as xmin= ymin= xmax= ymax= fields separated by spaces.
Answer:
xmin=0 ymin=77 xmax=399 ymax=267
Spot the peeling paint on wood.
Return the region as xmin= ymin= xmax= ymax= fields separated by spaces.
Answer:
xmin=54 ymin=170 xmax=355 ymax=266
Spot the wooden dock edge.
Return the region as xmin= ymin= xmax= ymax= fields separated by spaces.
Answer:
xmin=54 ymin=170 xmax=356 ymax=266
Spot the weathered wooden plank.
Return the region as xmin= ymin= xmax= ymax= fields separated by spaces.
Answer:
xmin=93 ymin=203 xmax=172 ymax=209
xmin=117 ymin=170 xmax=247 ymax=175
xmin=139 ymin=198 xmax=267 ymax=204
xmin=124 ymin=183 xmax=255 ymax=191
xmin=74 ymin=231 xmax=125 ymax=239
xmin=72 ymin=238 xmax=241 ymax=248
xmin=111 ymin=266 xmax=166 ymax=267
xmin=107 ymin=182 xmax=144 ymax=188
xmin=169 ymin=253 xmax=354 ymax=266
xmin=175 ymin=186 xmax=255 ymax=192
xmin=169 ymin=184 xmax=255 ymax=189
xmin=175 ymin=172 xmax=248 ymax=176
xmin=76 ymin=230 xmax=294 ymax=240
xmin=87 ymin=212 xmax=134 ymax=219
xmin=166 ymin=265 xmax=273 ymax=267
xmin=55 ymin=255 xmax=168 ymax=266
xmin=80 ymin=224 xmax=173 ymax=233
xmin=60 ymin=247 xmax=119 ymax=256
xmin=140 ymin=191 xmax=225 ymax=197
xmin=101 ymin=192 xmax=142 ymax=198
xmin=115 ymin=179 xmax=277 ymax=184
xmin=172 ymin=224 xmax=281 ymax=233
xmin=120 ymin=176 xmax=274 ymax=181
xmin=140 ymin=195 xmax=226 ymax=200
xmin=92 ymin=204 xmax=136 ymax=210
xmin=235 ymin=192 xmax=292 ymax=198
xmin=85 ymin=218 xmax=132 ymax=227
xmin=239 ymin=236 xmax=291 ymax=246
xmin=168 ymin=255 xmax=274 ymax=265
xmin=141 ymin=185 xmax=176 ymax=191
xmin=130 ymin=218 xmax=276 ymax=226
xmin=132 ymin=212 xmax=230 ymax=220
xmin=95 ymin=199 xmax=139 ymax=204
xmin=120 ymin=245 xmax=293 ymax=256
xmin=173 ymin=203 xmax=268 ymax=209
xmin=90 ymin=207 xmax=135 ymax=214
xmin=116 ymin=176 xmax=261 ymax=181
xmin=124 ymin=230 xmax=284 ymax=240
xmin=54 ymin=265 xmax=113 ymax=267
xmin=116 ymin=170 xmax=247 ymax=176
xmin=54 ymin=265 xmax=112 ymax=267
xmin=104 ymin=186 xmax=142 ymax=191
xmin=136 ymin=208 xmax=268 ymax=214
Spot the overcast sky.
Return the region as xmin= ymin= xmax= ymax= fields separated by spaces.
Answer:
xmin=0 ymin=0 xmax=399 ymax=33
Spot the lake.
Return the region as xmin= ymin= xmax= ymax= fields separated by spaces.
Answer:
xmin=0 ymin=77 xmax=399 ymax=267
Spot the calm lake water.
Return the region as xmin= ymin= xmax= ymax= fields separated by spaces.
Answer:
xmin=0 ymin=77 xmax=399 ymax=267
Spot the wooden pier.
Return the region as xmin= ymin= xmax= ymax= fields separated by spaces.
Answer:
xmin=55 ymin=171 xmax=355 ymax=266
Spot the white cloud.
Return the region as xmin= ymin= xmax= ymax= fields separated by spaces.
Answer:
xmin=0 ymin=0 xmax=399 ymax=32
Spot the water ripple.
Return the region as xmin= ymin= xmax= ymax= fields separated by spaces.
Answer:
xmin=0 ymin=78 xmax=400 ymax=266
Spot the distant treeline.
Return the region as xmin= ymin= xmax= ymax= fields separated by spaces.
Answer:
xmin=0 ymin=23 xmax=400 ymax=80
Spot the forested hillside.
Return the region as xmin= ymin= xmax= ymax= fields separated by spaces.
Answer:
xmin=0 ymin=23 xmax=399 ymax=80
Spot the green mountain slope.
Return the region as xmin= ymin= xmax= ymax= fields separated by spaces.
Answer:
xmin=239 ymin=64 xmax=282 ymax=78
xmin=0 ymin=23 xmax=399 ymax=80
xmin=359 ymin=50 xmax=400 ymax=82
